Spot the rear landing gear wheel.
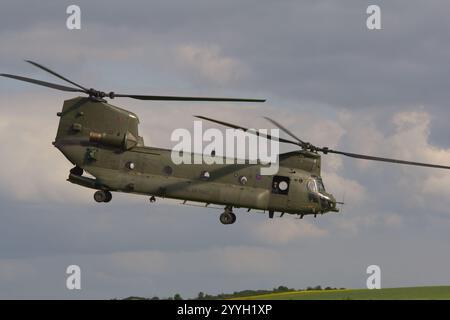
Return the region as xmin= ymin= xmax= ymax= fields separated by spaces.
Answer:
xmin=94 ymin=190 xmax=106 ymax=203
xmin=94 ymin=190 xmax=112 ymax=203
xmin=220 ymin=212 xmax=234 ymax=225
xmin=219 ymin=206 xmax=236 ymax=225
xmin=104 ymin=191 xmax=112 ymax=203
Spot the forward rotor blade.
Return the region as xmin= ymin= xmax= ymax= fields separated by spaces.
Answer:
xmin=326 ymin=149 xmax=450 ymax=169
xmin=0 ymin=73 xmax=85 ymax=93
xmin=25 ymin=60 xmax=88 ymax=92
xmin=195 ymin=115 xmax=300 ymax=146
xmin=114 ymin=94 xmax=265 ymax=102
xmin=263 ymin=116 xmax=308 ymax=147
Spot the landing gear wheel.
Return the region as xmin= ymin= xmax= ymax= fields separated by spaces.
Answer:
xmin=94 ymin=190 xmax=111 ymax=203
xmin=104 ymin=191 xmax=112 ymax=203
xmin=220 ymin=212 xmax=236 ymax=225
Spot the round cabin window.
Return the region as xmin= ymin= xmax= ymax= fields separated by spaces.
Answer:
xmin=278 ymin=180 xmax=288 ymax=191
xmin=163 ymin=166 xmax=173 ymax=176
xmin=126 ymin=161 xmax=135 ymax=170
xmin=200 ymin=171 xmax=211 ymax=180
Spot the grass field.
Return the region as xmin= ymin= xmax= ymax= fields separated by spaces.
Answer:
xmin=231 ymin=286 xmax=450 ymax=300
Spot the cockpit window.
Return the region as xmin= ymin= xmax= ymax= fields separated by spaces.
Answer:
xmin=307 ymin=178 xmax=326 ymax=193
xmin=316 ymin=178 xmax=326 ymax=193
xmin=307 ymin=180 xmax=317 ymax=192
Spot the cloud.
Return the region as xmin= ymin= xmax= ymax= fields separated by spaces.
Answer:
xmin=333 ymin=211 xmax=404 ymax=236
xmin=92 ymin=246 xmax=282 ymax=277
xmin=333 ymin=214 xmax=378 ymax=236
xmin=0 ymin=93 xmax=97 ymax=202
xmin=106 ymin=251 xmax=169 ymax=276
xmin=340 ymin=109 xmax=450 ymax=211
xmin=175 ymin=44 xmax=248 ymax=84
xmin=251 ymin=219 xmax=328 ymax=245
xmin=0 ymin=259 xmax=36 ymax=282
xmin=209 ymin=246 xmax=282 ymax=274
xmin=384 ymin=213 xmax=403 ymax=227
xmin=322 ymin=172 xmax=367 ymax=205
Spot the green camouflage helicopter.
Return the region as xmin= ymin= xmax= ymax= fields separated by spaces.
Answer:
xmin=2 ymin=61 xmax=450 ymax=225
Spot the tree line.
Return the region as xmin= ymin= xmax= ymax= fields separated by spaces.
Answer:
xmin=122 ymin=285 xmax=345 ymax=300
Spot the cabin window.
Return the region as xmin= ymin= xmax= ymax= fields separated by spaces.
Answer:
xmin=200 ymin=171 xmax=211 ymax=180
xmin=163 ymin=165 xmax=173 ymax=176
xmin=307 ymin=180 xmax=317 ymax=193
xmin=272 ymin=176 xmax=290 ymax=195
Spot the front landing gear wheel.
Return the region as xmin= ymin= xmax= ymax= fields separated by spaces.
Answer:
xmin=220 ymin=212 xmax=236 ymax=225
xmin=94 ymin=190 xmax=112 ymax=203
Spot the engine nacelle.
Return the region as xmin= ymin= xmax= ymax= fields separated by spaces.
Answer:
xmin=89 ymin=131 xmax=139 ymax=150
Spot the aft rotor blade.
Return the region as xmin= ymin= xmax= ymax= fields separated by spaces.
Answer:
xmin=326 ymin=149 xmax=450 ymax=169
xmin=263 ymin=116 xmax=308 ymax=147
xmin=195 ymin=115 xmax=300 ymax=146
xmin=114 ymin=94 xmax=265 ymax=102
xmin=25 ymin=60 xmax=88 ymax=92
xmin=0 ymin=73 xmax=85 ymax=93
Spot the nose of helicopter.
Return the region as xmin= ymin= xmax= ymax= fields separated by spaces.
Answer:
xmin=319 ymin=193 xmax=339 ymax=213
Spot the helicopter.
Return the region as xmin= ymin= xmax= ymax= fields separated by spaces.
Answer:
xmin=2 ymin=61 xmax=450 ymax=225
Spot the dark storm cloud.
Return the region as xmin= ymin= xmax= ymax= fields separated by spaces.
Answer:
xmin=2 ymin=0 xmax=450 ymax=108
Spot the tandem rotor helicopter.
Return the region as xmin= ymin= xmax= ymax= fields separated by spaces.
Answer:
xmin=2 ymin=61 xmax=450 ymax=225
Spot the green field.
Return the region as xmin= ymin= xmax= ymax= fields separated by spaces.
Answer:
xmin=231 ymin=286 xmax=450 ymax=300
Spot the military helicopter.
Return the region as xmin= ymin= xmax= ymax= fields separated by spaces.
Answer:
xmin=2 ymin=61 xmax=450 ymax=225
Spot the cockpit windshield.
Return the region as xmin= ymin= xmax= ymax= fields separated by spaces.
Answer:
xmin=307 ymin=180 xmax=317 ymax=192
xmin=316 ymin=177 xmax=326 ymax=193
xmin=307 ymin=177 xmax=326 ymax=194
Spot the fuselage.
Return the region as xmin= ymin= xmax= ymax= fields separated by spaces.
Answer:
xmin=55 ymin=97 xmax=337 ymax=216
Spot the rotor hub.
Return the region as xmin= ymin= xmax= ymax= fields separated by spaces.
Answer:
xmin=87 ymin=89 xmax=116 ymax=100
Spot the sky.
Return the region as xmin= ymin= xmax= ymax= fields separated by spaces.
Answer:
xmin=1 ymin=0 xmax=450 ymax=299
